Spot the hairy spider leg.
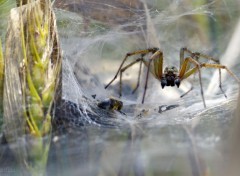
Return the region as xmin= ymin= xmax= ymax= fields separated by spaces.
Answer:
xmin=153 ymin=50 xmax=164 ymax=79
xmin=180 ymin=86 xmax=194 ymax=98
xmin=218 ymin=69 xmax=227 ymax=98
xmin=181 ymin=47 xmax=219 ymax=63
xmin=187 ymin=48 xmax=228 ymax=97
xmin=179 ymin=57 xmax=206 ymax=108
xmin=132 ymin=56 xmax=143 ymax=94
xmin=180 ymin=47 xmax=228 ymax=97
xmin=142 ymin=50 xmax=164 ymax=104
xmin=201 ymin=63 xmax=240 ymax=98
xmin=119 ymin=58 xmax=143 ymax=97
xmin=105 ymin=48 xmax=159 ymax=89
xmin=180 ymin=48 xmax=191 ymax=71
xmin=179 ymin=48 xmax=195 ymax=97
xmin=193 ymin=52 xmax=226 ymax=97
xmin=200 ymin=63 xmax=240 ymax=99
xmin=200 ymin=63 xmax=240 ymax=83
xmin=179 ymin=58 xmax=240 ymax=108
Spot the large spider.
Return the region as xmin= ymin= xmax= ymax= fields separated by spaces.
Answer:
xmin=105 ymin=47 xmax=240 ymax=108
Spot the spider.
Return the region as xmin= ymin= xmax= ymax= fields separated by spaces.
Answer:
xmin=104 ymin=47 xmax=240 ymax=108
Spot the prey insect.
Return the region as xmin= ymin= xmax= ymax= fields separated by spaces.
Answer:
xmin=105 ymin=47 xmax=240 ymax=108
xmin=98 ymin=97 xmax=123 ymax=111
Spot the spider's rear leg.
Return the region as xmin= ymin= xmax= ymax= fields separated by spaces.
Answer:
xmin=192 ymin=52 xmax=227 ymax=98
xmin=119 ymin=58 xmax=143 ymax=97
xmin=180 ymin=47 xmax=219 ymax=63
xmin=105 ymin=48 xmax=159 ymax=89
xmin=201 ymin=63 xmax=240 ymax=95
xmin=181 ymin=48 xmax=229 ymax=98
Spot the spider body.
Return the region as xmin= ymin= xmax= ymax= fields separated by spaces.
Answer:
xmin=161 ymin=66 xmax=180 ymax=88
xmin=105 ymin=47 xmax=240 ymax=108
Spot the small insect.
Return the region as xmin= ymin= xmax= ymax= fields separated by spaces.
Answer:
xmin=98 ymin=97 xmax=123 ymax=111
xmin=105 ymin=47 xmax=240 ymax=108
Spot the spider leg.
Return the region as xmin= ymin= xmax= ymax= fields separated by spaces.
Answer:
xmin=181 ymin=48 xmax=231 ymax=98
xmin=201 ymin=62 xmax=240 ymax=87
xmin=194 ymin=52 xmax=228 ymax=98
xmin=180 ymin=86 xmax=194 ymax=98
xmin=153 ymin=50 xmax=163 ymax=79
xmin=218 ymin=68 xmax=227 ymax=98
xmin=119 ymin=58 xmax=143 ymax=97
xmin=105 ymin=48 xmax=158 ymax=89
xmin=179 ymin=57 xmax=206 ymax=108
xmin=180 ymin=47 xmax=191 ymax=72
xmin=180 ymin=47 xmax=220 ymax=77
xmin=132 ymin=58 xmax=143 ymax=94
xmin=142 ymin=50 xmax=164 ymax=103
xmin=181 ymin=47 xmax=219 ymax=63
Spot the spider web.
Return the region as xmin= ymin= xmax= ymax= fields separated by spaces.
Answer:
xmin=53 ymin=0 xmax=240 ymax=119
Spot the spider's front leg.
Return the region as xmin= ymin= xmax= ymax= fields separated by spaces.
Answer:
xmin=142 ymin=50 xmax=164 ymax=103
xmin=178 ymin=57 xmax=206 ymax=108
xmin=180 ymin=48 xmax=238 ymax=98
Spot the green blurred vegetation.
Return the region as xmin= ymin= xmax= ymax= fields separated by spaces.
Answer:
xmin=19 ymin=1 xmax=60 ymax=174
xmin=0 ymin=0 xmax=16 ymax=38
xmin=0 ymin=0 xmax=15 ymax=142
